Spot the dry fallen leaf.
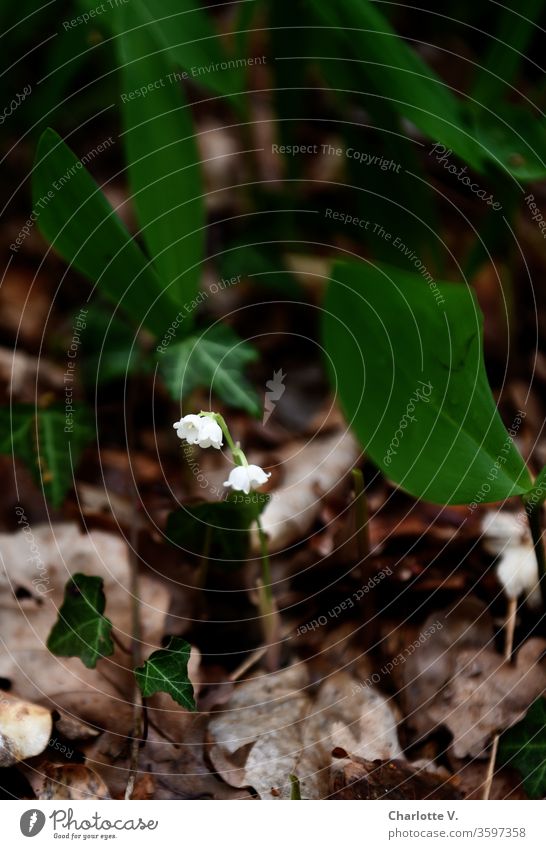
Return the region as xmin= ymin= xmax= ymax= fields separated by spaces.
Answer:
xmin=36 ymin=764 xmax=111 ymax=800
xmin=0 ymin=523 xmax=169 ymax=705
xmin=329 ymin=753 xmax=462 ymax=800
xmin=402 ymin=602 xmax=546 ymax=757
xmin=0 ymin=692 xmax=52 ymax=766
xmin=208 ymin=665 xmax=402 ymax=799
xmin=252 ymin=430 xmax=361 ymax=553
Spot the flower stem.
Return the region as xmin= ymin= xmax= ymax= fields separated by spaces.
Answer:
xmin=523 ymin=496 xmax=546 ymax=608
xmin=256 ymin=515 xmax=272 ymax=605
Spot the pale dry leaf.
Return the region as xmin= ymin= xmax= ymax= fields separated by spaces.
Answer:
xmin=208 ymin=665 xmax=402 ymax=799
xmin=0 ymin=346 xmax=64 ymax=400
xmin=0 ymin=523 xmax=169 ymax=705
xmin=402 ymin=603 xmax=546 ymax=757
xmin=0 ymin=692 xmax=52 ymax=766
xmin=251 ymin=429 xmax=360 ymax=553
xmin=425 ymin=639 xmax=546 ymax=758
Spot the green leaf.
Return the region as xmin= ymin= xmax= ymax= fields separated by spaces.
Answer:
xmin=322 ymin=261 xmax=532 ymax=505
xmin=166 ymin=493 xmax=269 ymax=562
xmin=0 ymin=404 xmax=94 ymax=508
xmin=471 ymin=103 xmax=546 ymax=182
xmin=47 ymin=573 xmax=114 ymax=669
xmin=524 ymin=464 xmax=546 ymax=511
xmin=32 ymin=128 xmax=178 ymax=337
xmin=80 ymin=304 xmax=142 ymax=387
xmin=125 ymin=0 xmax=244 ymax=101
xmin=472 ymin=0 xmax=545 ymax=104
xmin=307 ymin=0 xmax=485 ymax=172
xmin=117 ymin=7 xmax=204 ymax=308
xmin=158 ymin=324 xmax=261 ymax=416
xmin=134 ymin=636 xmax=195 ymax=709
xmin=499 ymin=698 xmax=546 ymax=798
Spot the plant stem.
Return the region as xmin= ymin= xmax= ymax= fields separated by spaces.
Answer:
xmin=256 ymin=515 xmax=272 ymax=605
xmin=482 ymin=596 xmax=517 ymax=800
xmin=524 ymin=496 xmax=546 ymax=608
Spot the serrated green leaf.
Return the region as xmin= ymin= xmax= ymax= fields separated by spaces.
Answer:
xmin=134 ymin=636 xmax=195 ymax=709
xmin=0 ymin=404 xmax=94 ymax=507
xmin=47 ymin=573 xmax=114 ymax=669
xmin=499 ymin=698 xmax=546 ymax=798
xmin=166 ymin=493 xmax=269 ymax=563
xmin=32 ymin=128 xmax=179 ymax=337
xmin=322 ymin=261 xmax=532 ymax=505
xmin=117 ymin=7 xmax=204 ymax=309
xmin=158 ymin=324 xmax=261 ymax=416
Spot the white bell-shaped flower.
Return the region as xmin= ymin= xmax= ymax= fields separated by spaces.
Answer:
xmin=482 ymin=511 xmax=541 ymax=607
xmin=173 ymin=414 xmax=223 ymax=449
xmin=223 ymin=463 xmax=270 ymax=495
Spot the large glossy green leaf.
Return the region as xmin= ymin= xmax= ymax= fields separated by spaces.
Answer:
xmin=158 ymin=324 xmax=260 ymax=416
xmin=499 ymin=698 xmax=546 ymax=798
xmin=323 ymin=261 xmax=532 ymax=505
xmin=135 ymin=636 xmax=195 ymax=709
xmin=166 ymin=493 xmax=269 ymax=562
xmin=0 ymin=404 xmax=94 ymax=508
xmin=47 ymin=574 xmax=114 ymax=669
xmin=33 ymin=128 xmax=178 ymax=337
xmin=117 ymin=7 xmax=204 ymax=308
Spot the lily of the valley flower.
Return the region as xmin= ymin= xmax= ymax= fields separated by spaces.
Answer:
xmin=223 ymin=463 xmax=271 ymax=495
xmin=482 ymin=511 xmax=541 ymax=608
xmin=173 ymin=413 xmax=223 ymax=449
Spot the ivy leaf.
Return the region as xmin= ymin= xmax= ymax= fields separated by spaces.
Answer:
xmin=323 ymin=261 xmax=532 ymax=505
xmin=47 ymin=573 xmax=114 ymax=669
xmin=166 ymin=493 xmax=269 ymax=563
xmin=499 ymin=698 xmax=546 ymax=798
xmin=134 ymin=636 xmax=195 ymax=710
xmin=158 ymin=324 xmax=261 ymax=417
xmin=0 ymin=404 xmax=94 ymax=507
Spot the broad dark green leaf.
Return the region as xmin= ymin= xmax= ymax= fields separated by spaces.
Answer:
xmin=117 ymin=7 xmax=204 ymax=308
xmin=125 ymin=0 xmax=244 ymax=101
xmin=166 ymin=493 xmax=269 ymax=562
xmin=499 ymin=698 xmax=546 ymax=798
xmin=158 ymin=324 xmax=261 ymax=416
xmin=307 ymin=0 xmax=485 ymax=172
xmin=0 ymin=404 xmax=94 ymax=508
xmin=134 ymin=636 xmax=195 ymax=709
xmin=47 ymin=573 xmax=114 ymax=669
xmin=33 ymin=128 xmax=178 ymax=336
xmin=472 ymin=0 xmax=544 ymax=104
xmin=323 ymin=261 xmax=532 ymax=505
xmin=472 ymin=103 xmax=546 ymax=182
